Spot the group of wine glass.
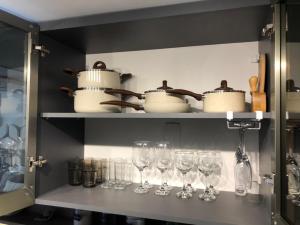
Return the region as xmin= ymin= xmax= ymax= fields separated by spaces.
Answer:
xmin=132 ymin=141 xmax=223 ymax=201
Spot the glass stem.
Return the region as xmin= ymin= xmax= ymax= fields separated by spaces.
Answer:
xmin=161 ymin=170 xmax=166 ymax=187
xmin=139 ymin=170 xmax=143 ymax=187
xmin=182 ymin=173 xmax=186 ymax=191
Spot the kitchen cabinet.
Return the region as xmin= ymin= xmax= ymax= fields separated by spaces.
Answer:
xmin=0 ymin=0 xmax=296 ymax=224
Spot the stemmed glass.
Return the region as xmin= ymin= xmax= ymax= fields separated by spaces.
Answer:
xmin=175 ymin=150 xmax=195 ymax=199
xmin=197 ymin=151 xmax=222 ymax=202
xmin=234 ymin=128 xmax=252 ymax=196
xmin=132 ymin=141 xmax=153 ymax=194
xmin=154 ymin=142 xmax=173 ymax=196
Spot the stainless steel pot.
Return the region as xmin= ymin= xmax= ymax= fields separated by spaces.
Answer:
xmin=287 ymin=79 xmax=300 ymax=112
xmin=64 ymin=61 xmax=132 ymax=89
xmin=60 ymin=86 xmax=121 ymax=113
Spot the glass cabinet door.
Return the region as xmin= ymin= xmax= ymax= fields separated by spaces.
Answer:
xmin=282 ymin=1 xmax=300 ymax=225
xmin=0 ymin=11 xmax=39 ymax=215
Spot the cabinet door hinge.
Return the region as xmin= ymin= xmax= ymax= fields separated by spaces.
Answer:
xmin=33 ymin=44 xmax=50 ymax=57
xmin=28 ymin=156 xmax=47 ymax=172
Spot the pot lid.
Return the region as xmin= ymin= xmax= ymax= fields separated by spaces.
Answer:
xmin=203 ymin=80 xmax=245 ymax=94
xmin=145 ymin=80 xmax=174 ymax=93
xmin=287 ymin=79 xmax=300 ymax=92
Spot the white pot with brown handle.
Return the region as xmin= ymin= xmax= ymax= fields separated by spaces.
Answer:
xmin=64 ymin=61 xmax=132 ymax=89
xmin=202 ymin=80 xmax=245 ymax=112
xmin=60 ymin=86 xmax=121 ymax=113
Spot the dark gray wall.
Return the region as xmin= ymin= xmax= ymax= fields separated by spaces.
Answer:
xmin=36 ymin=34 xmax=85 ymax=196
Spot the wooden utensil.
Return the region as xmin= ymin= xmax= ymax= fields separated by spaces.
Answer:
xmin=250 ymin=54 xmax=267 ymax=112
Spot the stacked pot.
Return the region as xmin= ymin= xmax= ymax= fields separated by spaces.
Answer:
xmin=101 ymin=80 xmax=202 ymax=113
xmin=60 ymin=61 xmax=132 ymax=113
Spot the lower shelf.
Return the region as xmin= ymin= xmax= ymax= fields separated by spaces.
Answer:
xmin=36 ymin=184 xmax=269 ymax=225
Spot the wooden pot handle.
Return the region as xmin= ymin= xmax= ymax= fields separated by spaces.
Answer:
xmin=166 ymin=89 xmax=203 ymax=101
xmin=104 ymin=89 xmax=144 ymax=99
xmin=120 ymin=73 xmax=133 ymax=83
xmin=100 ymin=100 xmax=144 ymax=111
xmin=63 ymin=68 xmax=78 ymax=77
xmin=59 ymin=86 xmax=74 ymax=97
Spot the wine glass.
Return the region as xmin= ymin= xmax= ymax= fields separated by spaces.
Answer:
xmin=154 ymin=142 xmax=173 ymax=196
xmin=197 ymin=151 xmax=222 ymax=202
xmin=132 ymin=141 xmax=153 ymax=194
xmin=175 ymin=150 xmax=195 ymax=199
xmin=208 ymin=151 xmax=223 ymax=196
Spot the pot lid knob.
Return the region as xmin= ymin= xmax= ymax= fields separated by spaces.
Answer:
xmin=93 ymin=61 xmax=107 ymax=70
xmin=157 ymin=80 xmax=173 ymax=90
xmin=215 ymin=80 xmax=234 ymax=91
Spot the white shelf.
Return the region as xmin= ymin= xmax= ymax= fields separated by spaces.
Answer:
xmin=36 ymin=185 xmax=269 ymax=225
xmin=41 ymin=112 xmax=272 ymax=120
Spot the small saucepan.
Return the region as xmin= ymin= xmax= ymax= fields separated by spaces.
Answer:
xmin=64 ymin=61 xmax=132 ymax=89
xmin=166 ymin=80 xmax=246 ymax=112
xmin=60 ymin=86 xmax=121 ymax=113
xmin=101 ymin=80 xmax=202 ymax=113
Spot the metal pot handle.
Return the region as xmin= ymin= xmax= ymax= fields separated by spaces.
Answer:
xmin=104 ymin=89 xmax=144 ymax=99
xmin=93 ymin=61 xmax=107 ymax=70
xmin=59 ymin=86 xmax=74 ymax=97
xmin=120 ymin=73 xmax=132 ymax=83
xmin=100 ymin=100 xmax=144 ymax=111
xmin=166 ymin=89 xmax=203 ymax=101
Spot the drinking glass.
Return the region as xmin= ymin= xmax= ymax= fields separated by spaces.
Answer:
xmin=124 ymin=161 xmax=133 ymax=185
xmin=197 ymin=151 xmax=222 ymax=202
xmin=208 ymin=151 xmax=223 ymax=196
xmin=175 ymin=150 xmax=195 ymax=199
xmin=154 ymin=142 xmax=173 ymax=196
xmin=114 ymin=158 xmax=126 ymax=190
xmin=67 ymin=158 xmax=83 ymax=186
xmin=100 ymin=159 xmax=111 ymax=188
xmin=132 ymin=141 xmax=153 ymax=194
xmin=82 ymin=158 xmax=97 ymax=188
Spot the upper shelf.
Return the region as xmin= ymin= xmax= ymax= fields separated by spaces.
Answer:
xmin=36 ymin=185 xmax=269 ymax=225
xmin=41 ymin=112 xmax=272 ymax=119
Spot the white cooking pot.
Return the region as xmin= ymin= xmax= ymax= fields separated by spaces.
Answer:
xmin=60 ymin=87 xmax=121 ymax=113
xmin=100 ymin=100 xmax=190 ymax=113
xmin=203 ymin=80 xmax=245 ymax=112
xmin=64 ymin=61 xmax=132 ymax=89
xmin=286 ymin=79 xmax=300 ymax=112
xmin=167 ymin=80 xmax=245 ymax=112
xmin=202 ymin=80 xmax=245 ymax=112
xmin=101 ymin=80 xmax=202 ymax=113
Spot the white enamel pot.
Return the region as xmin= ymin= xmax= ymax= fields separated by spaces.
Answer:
xmin=101 ymin=80 xmax=202 ymax=113
xmin=64 ymin=61 xmax=132 ymax=89
xmin=104 ymin=80 xmax=202 ymax=103
xmin=60 ymin=87 xmax=121 ymax=113
xmin=100 ymin=100 xmax=191 ymax=113
xmin=202 ymin=80 xmax=245 ymax=112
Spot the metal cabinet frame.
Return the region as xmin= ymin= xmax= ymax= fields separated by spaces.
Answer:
xmin=0 ymin=9 xmax=39 ymax=215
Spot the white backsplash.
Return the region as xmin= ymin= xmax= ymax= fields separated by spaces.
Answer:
xmin=84 ymin=42 xmax=260 ymax=193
